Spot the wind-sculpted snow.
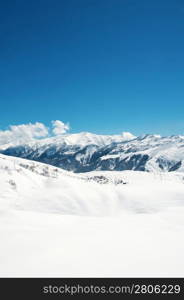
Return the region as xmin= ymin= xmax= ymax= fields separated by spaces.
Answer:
xmin=1 ymin=133 xmax=184 ymax=173
xmin=1 ymin=154 xmax=184 ymax=277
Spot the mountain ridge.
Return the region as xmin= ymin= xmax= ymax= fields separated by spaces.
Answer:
xmin=0 ymin=132 xmax=184 ymax=173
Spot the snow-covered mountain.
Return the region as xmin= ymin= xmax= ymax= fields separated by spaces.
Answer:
xmin=1 ymin=132 xmax=184 ymax=173
xmin=0 ymin=131 xmax=136 ymax=149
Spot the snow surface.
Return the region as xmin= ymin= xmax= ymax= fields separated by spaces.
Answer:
xmin=0 ymin=154 xmax=184 ymax=277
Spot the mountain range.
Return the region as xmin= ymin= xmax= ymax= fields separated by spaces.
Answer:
xmin=0 ymin=131 xmax=184 ymax=173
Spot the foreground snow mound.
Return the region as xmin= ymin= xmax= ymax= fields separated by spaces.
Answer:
xmin=0 ymin=154 xmax=184 ymax=216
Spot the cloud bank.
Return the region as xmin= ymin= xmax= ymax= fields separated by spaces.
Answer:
xmin=0 ymin=120 xmax=70 ymax=146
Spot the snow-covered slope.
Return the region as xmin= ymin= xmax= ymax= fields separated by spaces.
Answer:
xmin=1 ymin=133 xmax=184 ymax=173
xmin=1 ymin=154 xmax=184 ymax=277
xmin=1 ymin=153 xmax=184 ymax=215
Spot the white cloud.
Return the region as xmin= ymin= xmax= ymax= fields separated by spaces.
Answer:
xmin=0 ymin=120 xmax=70 ymax=146
xmin=52 ymin=120 xmax=70 ymax=135
xmin=0 ymin=122 xmax=49 ymax=146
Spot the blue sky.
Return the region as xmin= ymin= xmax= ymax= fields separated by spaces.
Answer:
xmin=0 ymin=0 xmax=184 ymax=136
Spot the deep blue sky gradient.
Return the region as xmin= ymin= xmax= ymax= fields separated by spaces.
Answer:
xmin=0 ymin=0 xmax=184 ymax=135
